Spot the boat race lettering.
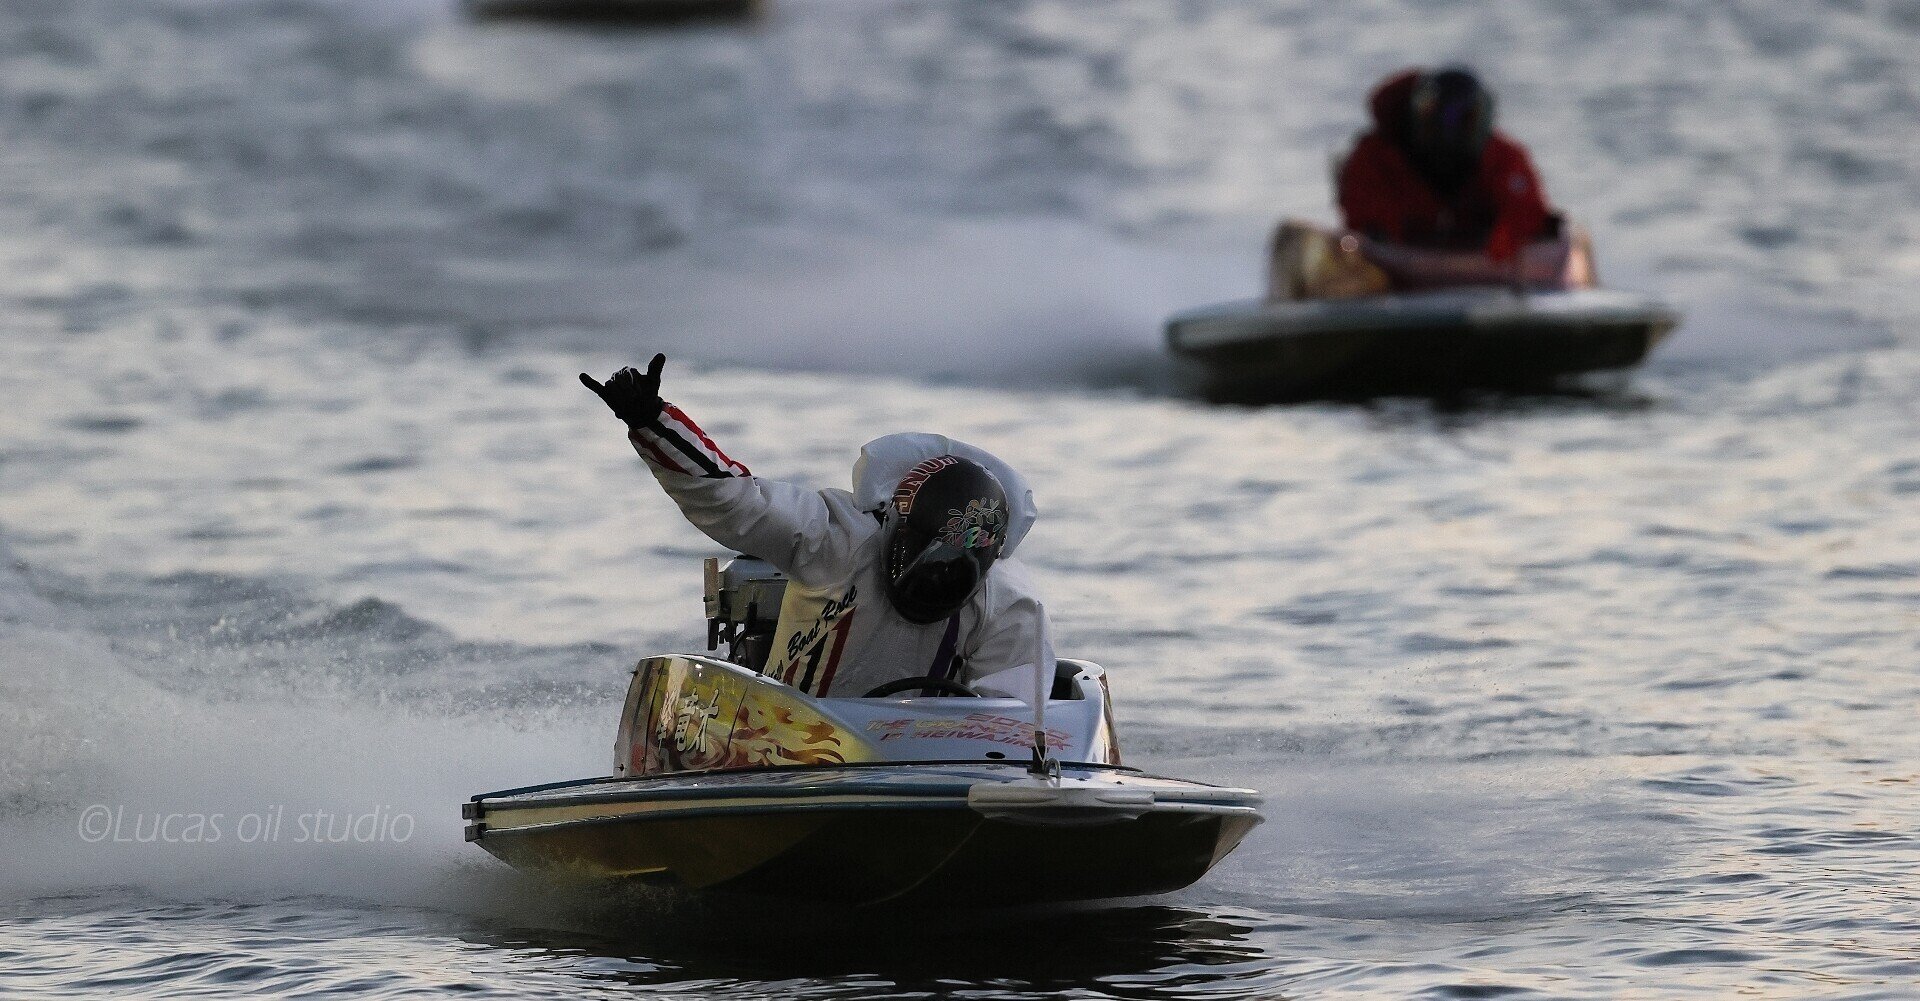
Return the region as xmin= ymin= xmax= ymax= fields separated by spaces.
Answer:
xmin=867 ymin=712 xmax=1067 ymax=750
xmin=784 ymin=585 xmax=858 ymax=661
xmin=779 ymin=586 xmax=861 ymax=694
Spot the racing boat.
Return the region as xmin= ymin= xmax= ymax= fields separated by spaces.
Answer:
xmin=1166 ymin=220 xmax=1679 ymax=403
xmin=464 ymin=557 xmax=1261 ymax=906
xmin=463 ymin=0 xmax=760 ymax=25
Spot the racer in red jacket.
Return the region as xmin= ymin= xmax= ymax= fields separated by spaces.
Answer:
xmin=1337 ymin=67 xmax=1555 ymax=262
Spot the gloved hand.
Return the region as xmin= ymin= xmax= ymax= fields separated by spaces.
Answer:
xmin=580 ymin=353 xmax=667 ymax=429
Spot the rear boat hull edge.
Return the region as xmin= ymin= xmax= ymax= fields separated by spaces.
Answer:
xmin=467 ymin=763 xmax=1262 ymax=905
xmin=1166 ymin=290 xmax=1679 ymax=403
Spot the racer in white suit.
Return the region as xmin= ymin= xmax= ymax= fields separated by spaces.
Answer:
xmin=583 ymin=356 xmax=1054 ymax=702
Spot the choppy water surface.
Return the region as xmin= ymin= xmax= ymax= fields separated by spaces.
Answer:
xmin=3 ymin=1 xmax=1919 ymax=997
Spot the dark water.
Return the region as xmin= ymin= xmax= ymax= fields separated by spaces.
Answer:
xmin=3 ymin=0 xmax=1919 ymax=997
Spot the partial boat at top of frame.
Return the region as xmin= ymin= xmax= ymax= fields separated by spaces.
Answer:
xmin=463 ymin=0 xmax=761 ymax=26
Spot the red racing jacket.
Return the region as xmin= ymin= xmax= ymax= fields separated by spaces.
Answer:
xmin=1336 ymin=70 xmax=1554 ymax=262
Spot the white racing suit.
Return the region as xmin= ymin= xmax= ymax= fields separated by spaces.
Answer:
xmin=632 ymin=404 xmax=1054 ymax=701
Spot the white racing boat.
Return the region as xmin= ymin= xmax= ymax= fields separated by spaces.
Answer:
xmin=1166 ymin=220 xmax=1679 ymax=402
xmin=464 ymin=557 xmax=1261 ymax=906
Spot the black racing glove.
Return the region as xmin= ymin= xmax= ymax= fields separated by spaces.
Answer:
xmin=580 ymin=353 xmax=667 ymax=430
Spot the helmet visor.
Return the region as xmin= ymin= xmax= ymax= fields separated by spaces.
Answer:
xmin=887 ymin=537 xmax=985 ymax=623
xmin=1413 ymin=73 xmax=1492 ymax=166
xmin=1431 ymin=94 xmax=1488 ymax=154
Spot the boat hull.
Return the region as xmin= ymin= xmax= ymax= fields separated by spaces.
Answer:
xmin=1166 ymin=288 xmax=1678 ymax=403
xmin=466 ymin=763 xmax=1260 ymax=906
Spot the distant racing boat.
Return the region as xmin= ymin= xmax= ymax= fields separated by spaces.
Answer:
xmin=1165 ymin=219 xmax=1679 ymax=402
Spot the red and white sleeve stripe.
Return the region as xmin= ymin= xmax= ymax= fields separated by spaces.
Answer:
xmin=630 ymin=403 xmax=750 ymax=479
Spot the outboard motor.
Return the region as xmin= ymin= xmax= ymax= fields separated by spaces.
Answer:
xmin=703 ymin=555 xmax=788 ymax=673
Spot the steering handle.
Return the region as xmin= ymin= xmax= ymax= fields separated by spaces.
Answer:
xmin=861 ymin=675 xmax=981 ymax=699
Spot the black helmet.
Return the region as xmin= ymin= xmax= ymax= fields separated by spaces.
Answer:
xmin=884 ymin=456 xmax=1009 ymax=624
xmin=1409 ymin=66 xmax=1495 ymax=184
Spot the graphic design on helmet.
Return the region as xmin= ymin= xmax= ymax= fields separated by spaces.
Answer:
xmin=942 ymin=498 xmax=1006 ymax=551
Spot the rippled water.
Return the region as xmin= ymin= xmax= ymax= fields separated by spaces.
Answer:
xmin=3 ymin=0 xmax=1919 ymax=997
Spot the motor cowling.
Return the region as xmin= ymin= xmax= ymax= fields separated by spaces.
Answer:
xmin=704 ymin=555 xmax=789 ymax=673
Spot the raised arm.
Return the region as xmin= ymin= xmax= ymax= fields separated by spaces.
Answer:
xmin=582 ymin=357 xmax=862 ymax=584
